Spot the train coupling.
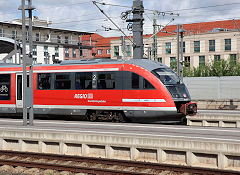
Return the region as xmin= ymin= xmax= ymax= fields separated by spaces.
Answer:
xmin=179 ymin=102 xmax=197 ymax=116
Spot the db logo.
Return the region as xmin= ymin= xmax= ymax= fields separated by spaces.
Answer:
xmin=74 ymin=93 xmax=93 ymax=99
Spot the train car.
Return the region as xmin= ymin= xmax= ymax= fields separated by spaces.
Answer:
xmin=0 ymin=59 xmax=196 ymax=123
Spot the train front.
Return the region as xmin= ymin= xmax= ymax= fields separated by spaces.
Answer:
xmin=152 ymin=67 xmax=197 ymax=117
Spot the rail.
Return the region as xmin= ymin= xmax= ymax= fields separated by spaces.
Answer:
xmin=0 ymin=150 xmax=239 ymax=175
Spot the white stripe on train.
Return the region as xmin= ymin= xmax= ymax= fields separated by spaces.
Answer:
xmin=0 ymin=104 xmax=176 ymax=111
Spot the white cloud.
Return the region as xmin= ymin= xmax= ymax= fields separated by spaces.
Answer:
xmin=0 ymin=0 xmax=240 ymax=37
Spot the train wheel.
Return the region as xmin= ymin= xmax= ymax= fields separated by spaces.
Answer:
xmin=113 ymin=112 xmax=126 ymax=123
xmin=88 ymin=112 xmax=97 ymax=122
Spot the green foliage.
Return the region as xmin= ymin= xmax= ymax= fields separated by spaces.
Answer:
xmin=183 ymin=58 xmax=240 ymax=77
xmin=170 ymin=61 xmax=177 ymax=72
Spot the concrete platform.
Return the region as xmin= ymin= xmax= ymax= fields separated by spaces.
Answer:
xmin=0 ymin=119 xmax=239 ymax=171
xmin=187 ymin=110 xmax=240 ymax=128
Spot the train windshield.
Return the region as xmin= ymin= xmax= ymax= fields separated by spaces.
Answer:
xmin=152 ymin=68 xmax=180 ymax=85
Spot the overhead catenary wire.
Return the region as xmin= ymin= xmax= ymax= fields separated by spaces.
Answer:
xmin=1 ymin=1 xmax=240 ymax=19
xmin=95 ymin=1 xmax=179 ymax=16
xmin=164 ymin=2 xmax=240 ymax=13
xmin=92 ymin=1 xmax=135 ymax=46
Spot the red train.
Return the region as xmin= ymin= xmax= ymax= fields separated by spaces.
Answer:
xmin=0 ymin=59 xmax=196 ymax=123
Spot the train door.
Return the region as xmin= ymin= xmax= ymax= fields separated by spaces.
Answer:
xmin=16 ymin=73 xmax=30 ymax=108
xmin=16 ymin=74 xmax=23 ymax=108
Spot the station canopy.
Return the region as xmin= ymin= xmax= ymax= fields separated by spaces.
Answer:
xmin=0 ymin=37 xmax=18 ymax=54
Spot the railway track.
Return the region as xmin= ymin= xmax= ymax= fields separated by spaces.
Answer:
xmin=0 ymin=150 xmax=239 ymax=175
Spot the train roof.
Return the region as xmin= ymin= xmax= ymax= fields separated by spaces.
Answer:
xmin=0 ymin=59 xmax=169 ymax=72
xmin=59 ymin=59 xmax=169 ymax=72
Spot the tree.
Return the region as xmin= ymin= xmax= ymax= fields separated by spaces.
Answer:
xmin=183 ymin=58 xmax=240 ymax=77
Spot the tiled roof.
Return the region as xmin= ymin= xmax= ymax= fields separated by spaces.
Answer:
xmin=89 ymin=19 xmax=240 ymax=53
xmin=81 ymin=33 xmax=104 ymax=42
xmin=96 ymin=37 xmax=119 ymax=47
xmin=156 ymin=19 xmax=240 ymax=36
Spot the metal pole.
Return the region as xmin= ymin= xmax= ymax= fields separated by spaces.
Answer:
xmin=21 ymin=0 xmax=27 ymax=126
xmin=28 ymin=0 xmax=34 ymax=126
xmin=14 ymin=38 xmax=17 ymax=64
xmin=177 ymin=24 xmax=180 ymax=76
xmin=132 ymin=0 xmax=144 ymax=59
xmin=153 ymin=11 xmax=157 ymax=61
xmin=121 ymin=36 xmax=125 ymax=60
xmin=180 ymin=25 xmax=184 ymax=81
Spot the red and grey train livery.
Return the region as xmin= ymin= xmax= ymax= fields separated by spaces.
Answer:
xmin=0 ymin=59 xmax=197 ymax=123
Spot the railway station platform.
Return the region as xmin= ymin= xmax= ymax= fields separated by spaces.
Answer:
xmin=187 ymin=110 xmax=240 ymax=128
xmin=0 ymin=119 xmax=239 ymax=172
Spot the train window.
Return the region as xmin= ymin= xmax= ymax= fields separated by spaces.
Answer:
xmin=55 ymin=73 xmax=71 ymax=89
xmin=97 ymin=72 xmax=115 ymax=89
xmin=143 ymin=78 xmax=154 ymax=89
xmin=132 ymin=73 xmax=139 ymax=89
xmin=75 ymin=72 xmax=92 ymax=89
xmin=38 ymin=73 xmax=51 ymax=90
xmin=0 ymin=74 xmax=11 ymax=100
xmin=152 ymin=68 xmax=180 ymax=85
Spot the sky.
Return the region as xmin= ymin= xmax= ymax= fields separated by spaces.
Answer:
xmin=0 ymin=0 xmax=240 ymax=37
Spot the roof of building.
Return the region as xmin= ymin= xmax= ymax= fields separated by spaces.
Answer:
xmin=156 ymin=19 xmax=240 ymax=37
xmin=81 ymin=33 xmax=104 ymax=42
xmin=93 ymin=19 xmax=240 ymax=49
xmin=0 ymin=21 xmax=93 ymax=35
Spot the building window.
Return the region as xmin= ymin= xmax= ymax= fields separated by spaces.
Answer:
xmin=0 ymin=29 xmax=4 ymax=37
xmin=55 ymin=47 xmax=59 ymax=57
xmin=65 ymin=48 xmax=69 ymax=58
xmin=225 ymin=39 xmax=231 ymax=51
xmin=73 ymin=48 xmax=76 ymax=58
xmin=107 ymin=49 xmax=110 ymax=54
xmin=194 ymin=41 xmax=200 ymax=53
xmin=36 ymin=33 xmax=40 ymax=41
xmin=57 ymin=36 xmax=61 ymax=43
xmin=214 ymin=55 xmax=220 ymax=62
xmin=79 ymin=48 xmax=83 ymax=56
xmin=33 ymin=45 xmax=37 ymax=56
xmin=157 ymin=57 xmax=162 ymax=63
xmin=98 ymin=49 xmax=102 ymax=55
xmin=126 ymin=45 xmax=131 ymax=57
xmin=170 ymin=57 xmax=176 ymax=69
xmin=209 ymin=40 xmax=215 ymax=52
xmin=12 ymin=30 xmax=17 ymax=39
xmin=166 ymin=42 xmax=171 ymax=54
xmin=184 ymin=56 xmax=190 ymax=67
xmin=230 ymin=54 xmax=237 ymax=64
xmin=44 ymin=34 xmax=50 ymax=41
xmin=33 ymin=58 xmax=37 ymax=65
xmin=199 ymin=56 xmax=205 ymax=66
xmin=44 ymin=46 xmax=48 ymax=57
xmin=182 ymin=41 xmax=185 ymax=53
xmin=65 ymin=36 xmax=68 ymax=44
xmin=114 ymin=46 xmax=119 ymax=57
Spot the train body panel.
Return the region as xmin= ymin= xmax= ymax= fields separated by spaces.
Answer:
xmin=0 ymin=59 xmax=196 ymax=123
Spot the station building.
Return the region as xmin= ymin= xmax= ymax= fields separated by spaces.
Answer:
xmin=0 ymin=18 xmax=94 ymax=64
xmin=109 ymin=19 xmax=240 ymax=68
